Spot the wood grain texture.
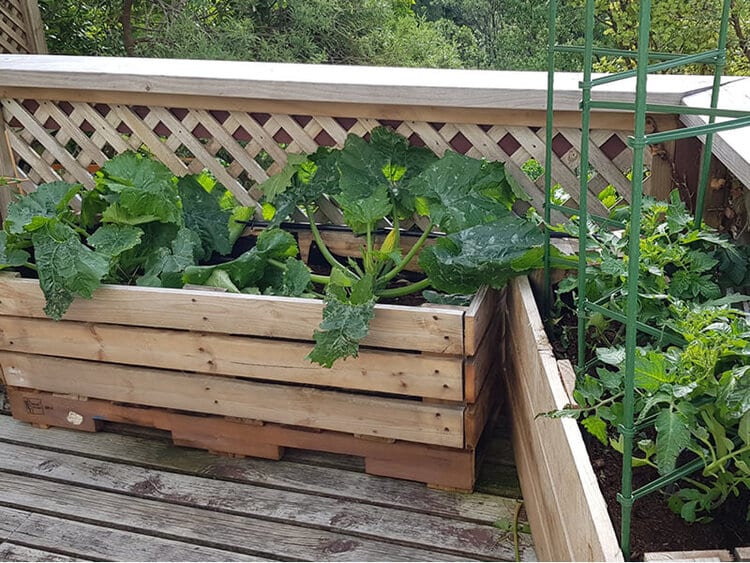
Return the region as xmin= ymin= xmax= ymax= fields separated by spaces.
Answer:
xmin=0 ymin=440 xmax=533 ymax=561
xmin=0 ymin=506 xmax=260 ymax=562
xmin=0 ymin=472 xmax=468 ymax=562
xmin=6 ymin=387 xmax=484 ymax=488
xmin=0 ymin=543 xmax=82 ymax=562
xmin=0 ymin=315 xmax=464 ymax=400
xmin=0 ymin=277 xmax=465 ymax=355
xmin=0 ymin=415 xmax=515 ymax=525
xmin=0 ymin=55 xmax=713 ymax=110
xmin=505 ymin=276 xmax=623 ymax=562
xmin=1 ymin=353 xmax=465 ymax=447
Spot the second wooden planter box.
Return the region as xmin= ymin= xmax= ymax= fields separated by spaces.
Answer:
xmin=0 ymin=273 xmax=504 ymax=490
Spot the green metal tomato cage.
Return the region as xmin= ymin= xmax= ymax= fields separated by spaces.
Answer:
xmin=543 ymin=0 xmax=750 ymax=559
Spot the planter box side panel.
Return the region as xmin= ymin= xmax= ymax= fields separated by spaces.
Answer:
xmin=506 ymin=276 xmax=623 ymax=562
xmin=0 ymin=316 xmax=465 ymax=401
xmin=0 ymin=351 xmax=466 ymax=448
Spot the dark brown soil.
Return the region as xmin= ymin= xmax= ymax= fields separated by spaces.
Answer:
xmin=589 ymin=438 xmax=749 ymax=559
xmin=547 ymin=307 xmax=750 ymax=558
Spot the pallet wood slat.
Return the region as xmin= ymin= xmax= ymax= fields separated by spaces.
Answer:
xmin=1 ymin=354 xmax=466 ymax=447
xmin=0 ymin=277 xmax=467 ymax=354
xmin=6 ymin=386 xmax=494 ymax=490
xmin=0 ymin=316 xmax=465 ymax=400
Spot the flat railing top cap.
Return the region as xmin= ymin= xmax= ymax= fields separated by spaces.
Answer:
xmin=0 ymin=54 xmax=719 ymax=110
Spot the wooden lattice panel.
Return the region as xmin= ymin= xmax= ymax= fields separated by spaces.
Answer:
xmin=0 ymin=0 xmax=45 ymax=54
xmin=2 ymin=97 xmax=638 ymax=222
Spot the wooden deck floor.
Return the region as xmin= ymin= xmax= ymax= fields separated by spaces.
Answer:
xmin=0 ymin=404 xmax=535 ymax=562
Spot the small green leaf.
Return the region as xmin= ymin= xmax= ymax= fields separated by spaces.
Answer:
xmin=257 ymin=153 xmax=307 ymax=201
xmin=0 ymin=232 xmax=30 ymax=269
xmin=654 ymin=408 xmax=691 ymax=475
xmin=5 ymin=181 xmax=81 ymax=234
xmin=87 ymin=224 xmax=143 ymax=257
xmin=582 ymin=416 xmax=608 ymax=445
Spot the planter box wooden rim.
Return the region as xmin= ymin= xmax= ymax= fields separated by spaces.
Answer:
xmin=0 ymin=276 xmax=494 ymax=356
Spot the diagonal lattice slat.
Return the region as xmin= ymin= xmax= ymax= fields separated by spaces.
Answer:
xmin=0 ymin=0 xmax=45 ymax=54
xmin=3 ymin=98 xmax=637 ymax=226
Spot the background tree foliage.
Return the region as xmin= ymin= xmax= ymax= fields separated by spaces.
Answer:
xmin=576 ymin=0 xmax=750 ymax=74
xmin=38 ymin=0 xmax=750 ymax=74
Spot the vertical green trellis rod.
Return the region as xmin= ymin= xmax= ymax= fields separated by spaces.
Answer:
xmin=694 ymin=0 xmax=733 ymax=226
xmin=617 ymin=0 xmax=652 ymax=557
xmin=575 ymin=0 xmax=595 ymax=375
xmin=542 ymin=0 xmax=559 ymax=315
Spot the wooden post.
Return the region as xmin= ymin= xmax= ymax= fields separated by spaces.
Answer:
xmin=0 ymin=117 xmax=17 ymax=222
xmin=20 ymin=0 xmax=48 ymax=54
xmin=645 ymin=114 xmax=680 ymax=201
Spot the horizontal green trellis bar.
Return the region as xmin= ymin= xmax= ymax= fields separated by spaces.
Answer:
xmin=547 ymin=203 xmax=626 ymax=229
xmin=586 ymin=49 xmax=722 ymax=88
xmin=584 ymin=301 xmax=686 ymax=346
xmin=633 ymin=114 xmax=750 ymax=145
xmin=553 ymin=45 xmax=685 ymax=60
xmin=588 ymin=100 xmax=750 ymax=119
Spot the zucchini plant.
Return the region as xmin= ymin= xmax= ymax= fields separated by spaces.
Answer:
xmin=257 ymin=127 xmax=574 ymax=366
xmin=0 ymin=128 xmax=574 ymax=367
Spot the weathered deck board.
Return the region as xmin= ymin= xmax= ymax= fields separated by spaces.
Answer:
xmin=0 ymin=543 xmax=82 ymax=562
xmin=0 ymin=441 xmax=531 ymax=560
xmin=0 ymin=507 xmax=261 ymax=562
xmin=0 ymin=414 xmax=515 ymax=525
xmin=0 ymin=415 xmax=535 ymax=562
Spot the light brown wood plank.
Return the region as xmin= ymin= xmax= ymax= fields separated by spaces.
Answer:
xmin=506 ymin=276 xmax=623 ymax=562
xmin=464 ymin=287 xmax=501 ymax=357
xmin=0 ymin=441 xmax=533 ymax=561
xmin=464 ymin=306 xmax=504 ymax=403
xmin=0 ymin=352 xmax=465 ymax=447
xmin=0 ymin=278 xmax=465 ymax=355
xmin=0 ymin=415 xmax=513 ymax=525
xmin=0 ymin=316 xmax=464 ymax=400
xmin=0 ymin=56 xmax=710 ymax=111
xmin=0 ymin=473 xmax=474 ymax=562
xmin=0 ymin=506 xmax=259 ymax=562
xmin=736 ymin=547 xmax=750 ymax=561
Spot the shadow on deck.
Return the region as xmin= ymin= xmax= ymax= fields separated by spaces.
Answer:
xmin=0 ymin=392 xmax=535 ymax=562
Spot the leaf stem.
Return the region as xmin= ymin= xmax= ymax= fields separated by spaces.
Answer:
xmin=381 ymin=221 xmax=434 ymax=284
xmin=704 ymin=444 xmax=750 ymax=474
xmin=304 ymin=205 xmax=358 ymax=279
xmin=377 ymin=277 xmax=431 ymax=298
xmin=266 ymin=257 xmax=330 ymax=285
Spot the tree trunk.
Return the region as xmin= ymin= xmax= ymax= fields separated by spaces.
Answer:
xmin=121 ymin=0 xmax=136 ymax=56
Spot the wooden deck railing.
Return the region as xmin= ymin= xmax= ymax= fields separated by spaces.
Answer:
xmin=0 ymin=1 xmax=46 ymax=55
xmin=0 ymin=54 xmax=739 ymax=227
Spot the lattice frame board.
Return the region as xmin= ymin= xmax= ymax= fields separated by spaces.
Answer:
xmin=0 ymin=0 xmax=46 ymax=55
xmin=1 ymin=96 xmax=649 ymax=224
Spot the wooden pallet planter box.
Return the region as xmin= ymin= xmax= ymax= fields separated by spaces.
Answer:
xmin=0 ymin=271 xmax=505 ymax=490
xmin=504 ymin=275 xmax=624 ymax=562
